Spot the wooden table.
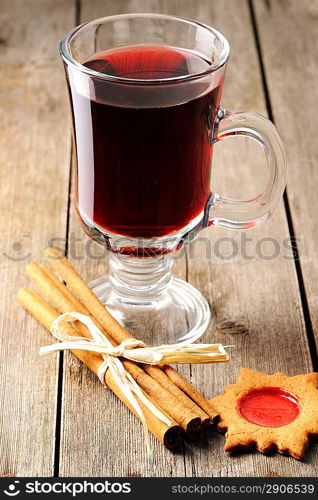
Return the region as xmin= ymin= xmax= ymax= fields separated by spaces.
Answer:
xmin=1 ymin=0 xmax=317 ymax=477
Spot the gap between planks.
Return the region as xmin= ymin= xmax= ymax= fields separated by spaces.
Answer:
xmin=53 ymin=0 xmax=80 ymax=478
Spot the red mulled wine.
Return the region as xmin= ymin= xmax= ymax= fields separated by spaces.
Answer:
xmin=68 ymin=45 xmax=223 ymax=238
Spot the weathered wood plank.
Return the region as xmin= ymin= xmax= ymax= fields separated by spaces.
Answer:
xmin=253 ymin=0 xmax=318 ymax=349
xmin=180 ymin=0 xmax=317 ymax=476
xmin=59 ymin=0 xmax=316 ymax=477
xmin=59 ymin=0 xmax=187 ymax=478
xmin=0 ymin=0 xmax=74 ymax=476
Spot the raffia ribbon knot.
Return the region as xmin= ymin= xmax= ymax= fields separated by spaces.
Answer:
xmin=103 ymin=338 xmax=146 ymax=358
xmin=43 ymin=312 xmax=230 ymax=366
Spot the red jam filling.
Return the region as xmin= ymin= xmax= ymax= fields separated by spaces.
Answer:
xmin=237 ymin=387 xmax=300 ymax=428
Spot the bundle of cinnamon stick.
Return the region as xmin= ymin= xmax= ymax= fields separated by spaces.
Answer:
xmin=17 ymin=248 xmax=221 ymax=450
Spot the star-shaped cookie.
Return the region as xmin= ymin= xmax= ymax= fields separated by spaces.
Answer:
xmin=209 ymin=367 xmax=318 ymax=459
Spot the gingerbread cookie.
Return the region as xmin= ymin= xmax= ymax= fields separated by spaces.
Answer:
xmin=209 ymin=367 xmax=318 ymax=459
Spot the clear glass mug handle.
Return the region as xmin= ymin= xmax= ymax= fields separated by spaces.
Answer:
xmin=209 ymin=108 xmax=286 ymax=229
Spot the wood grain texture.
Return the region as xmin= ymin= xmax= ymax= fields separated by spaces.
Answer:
xmin=2 ymin=0 xmax=315 ymax=478
xmin=58 ymin=0 xmax=317 ymax=477
xmin=58 ymin=0 xmax=188 ymax=478
xmin=253 ymin=0 xmax=318 ymax=345
xmin=180 ymin=0 xmax=317 ymax=476
xmin=0 ymin=0 xmax=74 ymax=476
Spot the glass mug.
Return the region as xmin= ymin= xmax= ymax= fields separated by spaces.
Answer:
xmin=60 ymin=14 xmax=286 ymax=343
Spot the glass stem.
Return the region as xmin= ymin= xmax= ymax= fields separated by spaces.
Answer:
xmin=108 ymin=252 xmax=173 ymax=304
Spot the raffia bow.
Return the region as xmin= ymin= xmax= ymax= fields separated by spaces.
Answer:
xmin=41 ymin=312 xmax=229 ymax=452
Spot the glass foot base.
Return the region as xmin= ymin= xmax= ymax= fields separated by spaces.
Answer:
xmin=90 ymin=276 xmax=211 ymax=344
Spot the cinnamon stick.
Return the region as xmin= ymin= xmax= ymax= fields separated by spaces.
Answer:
xmin=142 ymin=365 xmax=210 ymax=427
xmin=27 ymin=263 xmax=114 ymax=345
xmin=162 ymin=365 xmax=218 ymax=421
xmin=42 ymin=248 xmax=213 ymax=425
xmin=17 ymin=288 xmax=183 ymax=450
xmin=26 ymin=262 xmax=203 ymax=436
xmin=43 ymin=248 xmax=130 ymax=343
xmin=39 ymin=264 xmax=91 ymax=315
xmin=37 ymin=260 xmax=211 ymax=423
